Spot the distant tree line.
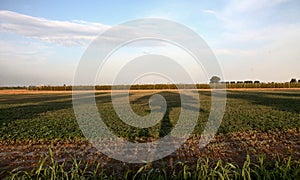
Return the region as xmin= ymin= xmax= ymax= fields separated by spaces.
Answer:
xmin=22 ymin=82 xmax=300 ymax=91
xmin=0 ymin=86 xmax=27 ymax=90
xmin=26 ymin=84 xmax=208 ymax=91
xmin=1 ymin=78 xmax=300 ymax=91
xmin=27 ymin=85 xmax=73 ymax=91
xmin=208 ymin=77 xmax=300 ymax=88
xmin=226 ymin=82 xmax=300 ymax=88
xmin=290 ymin=78 xmax=300 ymax=83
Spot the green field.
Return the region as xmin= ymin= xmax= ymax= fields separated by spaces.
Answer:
xmin=0 ymin=90 xmax=300 ymax=179
xmin=0 ymin=90 xmax=299 ymax=141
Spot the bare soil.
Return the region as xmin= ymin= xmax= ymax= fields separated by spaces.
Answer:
xmin=1 ymin=129 xmax=299 ymax=173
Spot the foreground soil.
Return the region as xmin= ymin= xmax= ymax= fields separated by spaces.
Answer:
xmin=1 ymin=129 xmax=299 ymax=174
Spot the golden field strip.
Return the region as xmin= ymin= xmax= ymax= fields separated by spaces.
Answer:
xmin=1 ymin=88 xmax=300 ymax=94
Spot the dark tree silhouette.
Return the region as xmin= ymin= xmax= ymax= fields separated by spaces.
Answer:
xmin=290 ymin=78 xmax=297 ymax=83
xmin=210 ymin=76 xmax=221 ymax=84
xmin=244 ymin=81 xmax=253 ymax=84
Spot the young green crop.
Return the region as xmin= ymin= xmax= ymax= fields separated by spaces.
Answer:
xmin=0 ymin=90 xmax=299 ymax=141
xmin=3 ymin=150 xmax=300 ymax=179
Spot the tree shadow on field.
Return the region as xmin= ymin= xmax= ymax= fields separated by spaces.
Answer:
xmin=226 ymin=90 xmax=300 ymax=114
xmin=94 ymin=92 xmax=134 ymax=104
xmin=99 ymin=91 xmax=205 ymax=166
xmin=0 ymin=92 xmax=130 ymax=124
xmin=202 ymin=90 xmax=300 ymax=114
xmin=256 ymin=91 xmax=300 ymax=98
xmin=0 ymin=94 xmax=72 ymax=105
xmin=131 ymin=91 xmax=204 ymax=138
xmin=0 ymin=96 xmax=73 ymax=123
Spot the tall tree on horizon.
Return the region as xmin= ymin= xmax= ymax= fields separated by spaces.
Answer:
xmin=210 ymin=76 xmax=221 ymax=84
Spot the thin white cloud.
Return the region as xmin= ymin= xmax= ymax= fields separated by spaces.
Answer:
xmin=214 ymin=23 xmax=300 ymax=82
xmin=204 ymin=0 xmax=299 ymax=47
xmin=219 ymin=23 xmax=300 ymax=48
xmin=204 ymin=0 xmax=300 ymax=82
xmin=202 ymin=9 xmax=217 ymax=15
xmin=204 ymin=0 xmax=291 ymax=31
xmin=224 ymin=0 xmax=289 ymax=14
xmin=0 ymin=10 xmax=110 ymax=46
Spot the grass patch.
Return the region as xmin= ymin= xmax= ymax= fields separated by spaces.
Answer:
xmin=3 ymin=149 xmax=300 ymax=180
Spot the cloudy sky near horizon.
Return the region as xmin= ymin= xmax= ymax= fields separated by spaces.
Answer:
xmin=0 ymin=0 xmax=300 ymax=86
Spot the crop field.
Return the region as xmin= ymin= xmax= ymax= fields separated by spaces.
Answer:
xmin=0 ymin=89 xmax=300 ymax=179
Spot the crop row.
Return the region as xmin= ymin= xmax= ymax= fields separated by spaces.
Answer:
xmin=0 ymin=90 xmax=299 ymax=141
xmin=3 ymin=151 xmax=299 ymax=179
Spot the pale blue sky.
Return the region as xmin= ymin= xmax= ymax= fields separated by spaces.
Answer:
xmin=0 ymin=0 xmax=300 ymax=85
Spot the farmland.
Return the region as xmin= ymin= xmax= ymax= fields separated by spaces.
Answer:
xmin=0 ymin=89 xmax=300 ymax=178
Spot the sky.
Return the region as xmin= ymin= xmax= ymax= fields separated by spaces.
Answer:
xmin=0 ymin=0 xmax=300 ymax=86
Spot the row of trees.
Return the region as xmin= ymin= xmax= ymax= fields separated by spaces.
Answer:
xmin=2 ymin=77 xmax=299 ymax=91
xmin=25 ymin=82 xmax=300 ymax=91
xmin=210 ymin=76 xmax=300 ymax=84
xmin=27 ymin=84 xmax=205 ymax=91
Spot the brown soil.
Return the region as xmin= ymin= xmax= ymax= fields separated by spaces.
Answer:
xmin=1 ymin=129 xmax=299 ymax=174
